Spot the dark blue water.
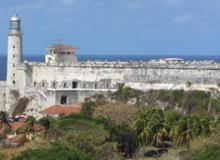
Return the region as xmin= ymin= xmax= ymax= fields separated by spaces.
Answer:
xmin=1 ymin=54 xmax=220 ymax=80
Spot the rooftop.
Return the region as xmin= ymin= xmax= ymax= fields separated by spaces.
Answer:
xmin=9 ymin=122 xmax=25 ymax=132
xmin=47 ymin=45 xmax=78 ymax=50
xmin=40 ymin=105 xmax=81 ymax=115
xmin=10 ymin=14 xmax=20 ymax=21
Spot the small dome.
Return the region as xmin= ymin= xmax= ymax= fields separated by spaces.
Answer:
xmin=10 ymin=14 xmax=20 ymax=21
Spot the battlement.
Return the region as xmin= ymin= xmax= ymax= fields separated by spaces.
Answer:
xmin=27 ymin=59 xmax=220 ymax=70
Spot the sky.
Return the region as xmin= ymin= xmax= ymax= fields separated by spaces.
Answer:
xmin=0 ymin=0 xmax=220 ymax=55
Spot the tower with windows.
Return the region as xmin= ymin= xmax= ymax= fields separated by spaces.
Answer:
xmin=6 ymin=14 xmax=23 ymax=111
xmin=7 ymin=14 xmax=22 ymax=89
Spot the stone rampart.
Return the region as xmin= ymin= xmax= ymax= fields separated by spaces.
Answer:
xmin=27 ymin=60 xmax=220 ymax=89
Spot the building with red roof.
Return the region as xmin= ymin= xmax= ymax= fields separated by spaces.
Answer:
xmin=46 ymin=44 xmax=78 ymax=64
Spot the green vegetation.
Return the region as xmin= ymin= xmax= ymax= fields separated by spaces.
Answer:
xmin=133 ymin=109 xmax=214 ymax=147
xmin=1 ymin=87 xmax=220 ymax=160
xmin=11 ymin=143 xmax=91 ymax=160
xmin=193 ymin=145 xmax=220 ymax=160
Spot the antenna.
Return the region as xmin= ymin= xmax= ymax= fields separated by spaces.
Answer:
xmin=13 ymin=9 xmax=17 ymax=16
xmin=52 ymin=25 xmax=63 ymax=44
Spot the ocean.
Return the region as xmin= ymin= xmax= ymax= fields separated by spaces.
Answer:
xmin=1 ymin=54 xmax=220 ymax=80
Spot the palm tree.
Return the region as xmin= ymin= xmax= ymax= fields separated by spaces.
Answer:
xmin=170 ymin=116 xmax=193 ymax=146
xmin=200 ymin=115 xmax=212 ymax=136
xmin=24 ymin=116 xmax=37 ymax=134
xmin=0 ymin=111 xmax=11 ymax=133
xmin=152 ymin=126 xmax=168 ymax=147
xmin=133 ymin=109 xmax=168 ymax=146
xmin=38 ymin=117 xmax=51 ymax=138
xmin=164 ymin=111 xmax=181 ymax=132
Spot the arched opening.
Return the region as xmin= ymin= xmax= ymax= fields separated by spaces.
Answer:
xmin=12 ymin=80 xmax=15 ymax=86
xmin=34 ymin=81 xmax=36 ymax=87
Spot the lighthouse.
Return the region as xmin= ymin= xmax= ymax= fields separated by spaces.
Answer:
xmin=6 ymin=14 xmax=23 ymax=112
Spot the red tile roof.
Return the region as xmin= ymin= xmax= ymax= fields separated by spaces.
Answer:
xmin=9 ymin=122 xmax=25 ymax=132
xmin=40 ymin=105 xmax=81 ymax=115
xmin=48 ymin=45 xmax=78 ymax=50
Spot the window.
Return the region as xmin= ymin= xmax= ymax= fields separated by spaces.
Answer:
xmin=13 ymin=46 xmax=15 ymax=49
xmin=107 ymin=84 xmax=109 ymax=89
xmin=13 ymin=64 xmax=15 ymax=67
xmin=13 ymin=73 xmax=15 ymax=77
xmin=42 ymin=82 xmax=45 ymax=87
xmin=72 ymin=82 xmax=77 ymax=88
xmin=61 ymin=96 xmax=67 ymax=105
xmin=12 ymin=80 xmax=15 ymax=86
xmin=13 ymin=55 xmax=15 ymax=58
xmin=64 ymin=82 xmax=67 ymax=88
xmin=34 ymin=81 xmax=36 ymax=87
xmin=67 ymin=52 xmax=71 ymax=55
xmin=95 ymin=84 xmax=97 ymax=89
xmin=83 ymin=84 xmax=86 ymax=88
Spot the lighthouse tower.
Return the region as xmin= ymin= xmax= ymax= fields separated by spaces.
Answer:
xmin=6 ymin=14 xmax=23 ymax=112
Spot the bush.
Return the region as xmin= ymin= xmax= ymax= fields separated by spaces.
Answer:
xmin=12 ymin=143 xmax=91 ymax=160
xmin=62 ymin=126 xmax=109 ymax=153
xmin=0 ymin=152 xmax=6 ymax=160
xmin=93 ymin=102 xmax=138 ymax=126
xmin=211 ymin=98 xmax=220 ymax=113
xmin=193 ymin=145 xmax=220 ymax=160
xmin=81 ymin=101 xmax=97 ymax=116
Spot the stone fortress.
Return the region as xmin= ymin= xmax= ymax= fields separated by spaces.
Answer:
xmin=0 ymin=14 xmax=220 ymax=115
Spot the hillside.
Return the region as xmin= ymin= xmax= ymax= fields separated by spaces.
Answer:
xmin=1 ymin=86 xmax=220 ymax=160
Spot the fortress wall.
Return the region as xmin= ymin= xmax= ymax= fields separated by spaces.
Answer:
xmin=20 ymin=63 xmax=220 ymax=109
xmin=123 ymin=68 xmax=220 ymax=84
xmin=31 ymin=65 xmax=124 ymax=83
xmin=30 ymin=64 xmax=220 ymax=88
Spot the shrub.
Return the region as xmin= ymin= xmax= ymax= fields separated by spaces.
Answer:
xmin=193 ymin=145 xmax=220 ymax=160
xmin=11 ymin=143 xmax=91 ymax=160
xmin=211 ymin=98 xmax=220 ymax=113
xmin=81 ymin=100 xmax=106 ymax=116
xmin=93 ymin=102 xmax=138 ymax=126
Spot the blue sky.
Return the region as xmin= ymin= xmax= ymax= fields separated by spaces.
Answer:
xmin=0 ymin=0 xmax=220 ymax=55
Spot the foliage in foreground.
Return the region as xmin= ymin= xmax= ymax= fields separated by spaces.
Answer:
xmin=193 ymin=145 xmax=220 ymax=160
xmin=11 ymin=143 xmax=91 ymax=160
xmin=4 ymin=87 xmax=220 ymax=160
xmin=133 ymin=108 xmax=215 ymax=147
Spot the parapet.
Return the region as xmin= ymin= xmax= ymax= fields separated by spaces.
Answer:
xmin=27 ymin=58 xmax=220 ymax=70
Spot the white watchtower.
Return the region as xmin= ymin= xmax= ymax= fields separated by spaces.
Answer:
xmin=6 ymin=14 xmax=23 ymax=111
xmin=7 ymin=13 xmax=23 ymax=89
